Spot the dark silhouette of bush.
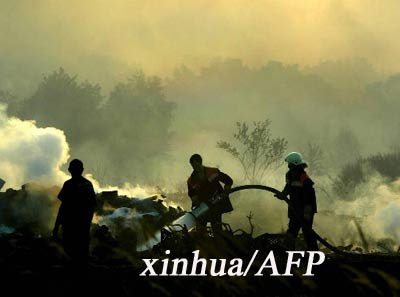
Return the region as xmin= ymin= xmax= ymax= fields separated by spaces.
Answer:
xmin=334 ymin=151 xmax=400 ymax=199
xmin=366 ymin=152 xmax=400 ymax=179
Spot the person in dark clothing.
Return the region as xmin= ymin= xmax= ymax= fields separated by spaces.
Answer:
xmin=187 ymin=154 xmax=233 ymax=235
xmin=52 ymin=159 xmax=96 ymax=264
xmin=280 ymin=152 xmax=318 ymax=251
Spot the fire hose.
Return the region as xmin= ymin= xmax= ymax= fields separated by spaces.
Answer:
xmin=170 ymin=184 xmax=351 ymax=256
xmin=166 ymin=185 xmax=400 ymax=258
xmin=227 ymin=185 xmax=345 ymax=255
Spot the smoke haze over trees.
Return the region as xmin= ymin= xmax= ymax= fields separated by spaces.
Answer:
xmin=11 ymin=68 xmax=175 ymax=185
xmin=1 ymin=57 xmax=400 ymax=188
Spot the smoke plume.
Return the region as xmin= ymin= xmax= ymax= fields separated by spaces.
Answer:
xmin=0 ymin=105 xmax=69 ymax=189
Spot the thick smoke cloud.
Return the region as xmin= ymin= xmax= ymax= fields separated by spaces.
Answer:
xmin=0 ymin=101 xmax=166 ymax=198
xmin=0 ymin=105 xmax=69 ymax=189
xmin=0 ymin=107 xmax=69 ymax=232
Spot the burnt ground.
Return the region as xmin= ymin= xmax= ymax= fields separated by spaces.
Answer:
xmin=1 ymin=231 xmax=400 ymax=297
xmin=1 ymin=187 xmax=399 ymax=296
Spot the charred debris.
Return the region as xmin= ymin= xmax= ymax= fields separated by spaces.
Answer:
xmin=0 ymin=183 xmax=399 ymax=259
xmin=0 ymin=184 xmax=400 ymax=297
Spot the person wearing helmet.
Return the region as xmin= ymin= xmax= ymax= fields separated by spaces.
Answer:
xmin=280 ymin=152 xmax=318 ymax=250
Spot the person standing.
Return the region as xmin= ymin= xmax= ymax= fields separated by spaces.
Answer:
xmin=280 ymin=152 xmax=318 ymax=250
xmin=53 ymin=159 xmax=96 ymax=265
xmin=187 ymin=154 xmax=233 ymax=236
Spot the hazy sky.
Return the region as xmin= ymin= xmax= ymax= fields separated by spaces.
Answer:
xmin=1 ymin=0 xmax=399 ymax=76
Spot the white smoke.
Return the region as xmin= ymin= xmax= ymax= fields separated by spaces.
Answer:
xmin=361 ymin=176 xmax=400 ymax=243
xmin=86 ymin=174 xmax=163 ymax=198
xmin=313 ymin=174 xmax=400 ymax=249
xmin=0 ymin=105 xmax=164 ymax=200
xmin=373 ymin=201 xmax=400 ymax=242
xmin=0 ymin=105 xmax=69 ymax=189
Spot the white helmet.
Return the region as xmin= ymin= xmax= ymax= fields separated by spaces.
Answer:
xmin=285 ymin=152 xmax=307 ymax=167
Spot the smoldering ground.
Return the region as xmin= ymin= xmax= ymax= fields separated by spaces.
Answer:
xmin=0 ymin=106 xmax=180 ymax=247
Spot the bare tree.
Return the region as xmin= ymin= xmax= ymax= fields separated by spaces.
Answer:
xmin=246 ymin=211 xmax=255 ymax=236
xmin=217 ymin=119 xmax=287 ymax=184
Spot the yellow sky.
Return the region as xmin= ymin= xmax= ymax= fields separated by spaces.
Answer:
xmin=1 ymin=0 xmax=399 ymax=75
